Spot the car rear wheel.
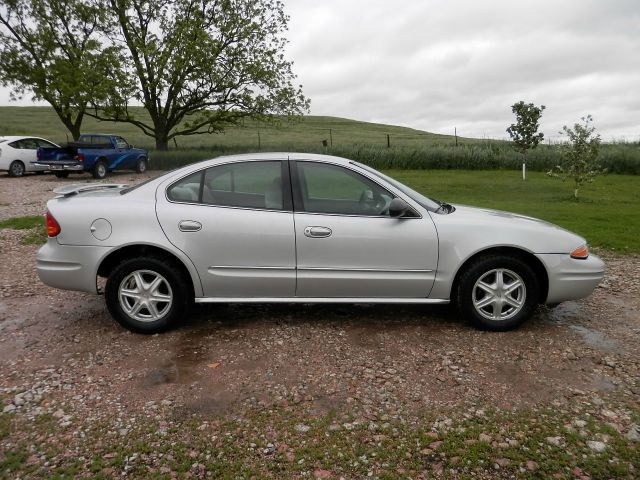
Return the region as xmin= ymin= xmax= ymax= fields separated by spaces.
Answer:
xmin=54 ymin=171 xmax=70 ymax=178
xmin=135 ymin=157 xmax=148 ymax=173
xmin=456 ymin=255 xmax=539 ymax=331
xmin=105 ymin=257 xmax=191 ymax=333
xmin=8 ymin=160 xmax=25 ymax=177
xmin=93 ymin=160 xmax=107 ymax=179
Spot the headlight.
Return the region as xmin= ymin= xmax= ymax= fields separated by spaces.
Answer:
xmin=570 ymin=245 xmax=589 ymax=259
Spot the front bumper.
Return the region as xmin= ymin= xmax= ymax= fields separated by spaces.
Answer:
xmin=37 ymin=239 xmax=110 ymax=294
xmin=536 ymin=253 xmax=605 ymax=304
xmin=33 ymin=161 xmax=84 ymax=171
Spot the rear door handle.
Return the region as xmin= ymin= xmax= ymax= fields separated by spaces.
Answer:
xmin=304 ymin=226 xmax=332 ymax=238
xmin=179 ymin=220 xmax=202 ymax=232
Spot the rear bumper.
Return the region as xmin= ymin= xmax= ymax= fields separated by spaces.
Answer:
xmin=536 ymin=253 xmax=605 ymax=304
xmin=37 ymin=239 xmax=110 ymax=294
xmin=34 ymin=161 xmax=85 ymax=171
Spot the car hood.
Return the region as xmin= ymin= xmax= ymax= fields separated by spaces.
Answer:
xmin=431 ymin=204 xmax=586 ymax=254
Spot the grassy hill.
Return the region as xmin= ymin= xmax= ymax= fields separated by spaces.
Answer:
xmin=0 ymin=106 xmax=461 ymax=150
xmin=0 ymin=106 xmax=638 ymax=173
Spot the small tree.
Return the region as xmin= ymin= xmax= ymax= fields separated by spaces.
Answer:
xmin=506 ymin=101 xmax=546 ymax=180
xmin=548 ymin=115 xmax=604 ymax=199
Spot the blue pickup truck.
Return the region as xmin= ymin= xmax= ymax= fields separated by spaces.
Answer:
xmin=36 ymin=134 xmax=149 ymax=179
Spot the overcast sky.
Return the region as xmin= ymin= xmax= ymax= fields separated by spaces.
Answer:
xmin=283 ymin=0 xmax=640 ymax=140
xmin=2 ymin=0 xmax=639 ymax=140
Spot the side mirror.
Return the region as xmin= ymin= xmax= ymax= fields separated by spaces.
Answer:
xmin=389 ymin=198 xmax=410 ymax=217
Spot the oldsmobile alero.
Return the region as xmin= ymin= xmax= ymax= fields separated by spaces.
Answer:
xmin=36 ymin=153 xmax=604 ymax=333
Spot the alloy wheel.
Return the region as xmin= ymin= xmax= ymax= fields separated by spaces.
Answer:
xmin=118 ymin=270 xmax=173 ymax=322
xmin=472 ymin=268 xmax=526 ymax=321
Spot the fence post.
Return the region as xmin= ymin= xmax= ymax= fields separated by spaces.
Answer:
xmin=329 ymin=128 xmax=333 ymax=147
xmin=455 ymin=127 xmax=458 ymax=146
xmin=257 ymin=130 xmax=261 ymax=150
xmin=387 ymin=134 xmax=390 ymax=148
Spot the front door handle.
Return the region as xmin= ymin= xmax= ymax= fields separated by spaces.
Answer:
xmin=179 ymin=220 xmax=202 ymax=232
xmin=304 ymin=226 xmax=332 ymax=238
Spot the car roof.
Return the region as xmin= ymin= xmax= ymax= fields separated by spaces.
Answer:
xmin=0 ymin=135 xmax=52 ymax=142
xmin=191 ymin=152 xmax=352 ymax=168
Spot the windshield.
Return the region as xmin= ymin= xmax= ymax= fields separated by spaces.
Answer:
xmin=352 ymin=162 xmax=442 ymax=211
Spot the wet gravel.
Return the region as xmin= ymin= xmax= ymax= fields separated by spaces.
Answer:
xmin=0 ymin=171 xmax=639 ymax=478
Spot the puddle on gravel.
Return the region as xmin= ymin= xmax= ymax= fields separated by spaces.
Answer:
xmin=543 ymin=301 xmax=623 ymax=353
xmin=142 ymin=329 xmax=213 ymax=386
xmin=567 ymin=325 xmax=621 ymax=353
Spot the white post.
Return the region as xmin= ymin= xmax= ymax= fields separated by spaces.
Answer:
xmin=522 ymin=162 xmax=526 ymax=180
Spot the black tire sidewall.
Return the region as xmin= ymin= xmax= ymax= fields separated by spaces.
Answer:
xmin=457 ymin=255 xmax=539 ymax=331
xmin=54 ymin=171 xmax=70 ymax=178
xmin=93 ymin=161 xmax=107 ymax=179
xmin=105 ymin=257 xmax=190 ymax=333
xmin=9 ymin=161 xmax=25 ymax=177
xmin=136 ymin=157 xmax=147 ymax=173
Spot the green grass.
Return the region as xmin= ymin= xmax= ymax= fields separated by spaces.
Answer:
xmin=0 ymin=215 xmax=47 ymax=245
xmin=1 ymin=106 xmax=639 ymax=174
xmin=388 ymin=170 xmax=640 ymax=253
xmin=0 ymin=215 xmax=43 ymax=230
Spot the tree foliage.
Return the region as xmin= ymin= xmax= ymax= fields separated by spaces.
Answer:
xmin=548 ymin=115 xmax=604 ymax=199
xmin=91 ymin=0 xmax=310 ymax=150
xmin=506 ymin=101 xmax=546 ymax=156
xmin=0 ymin=0 xmax=122 ymax=140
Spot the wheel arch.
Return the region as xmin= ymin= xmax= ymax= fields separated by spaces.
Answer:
xmin=450 ymin=246 xmax=549 ymax=304
xmin=97 ymin=244 xmax=197 ymax=298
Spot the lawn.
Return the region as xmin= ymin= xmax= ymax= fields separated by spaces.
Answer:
xmin=386 ymin=170 xmax=640 ymax=254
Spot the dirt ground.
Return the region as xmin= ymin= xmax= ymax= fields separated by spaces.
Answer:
xmin=0 ymin=172 xmax=639 ymax=478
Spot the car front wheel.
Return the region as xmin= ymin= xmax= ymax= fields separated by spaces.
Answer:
xmin=8 ymin=160 xmax=25 ymax=177
xmin=105 ymin=257 xmax=191 ymax=333
xmin=456 ymin=255 xmax=539 ymax=331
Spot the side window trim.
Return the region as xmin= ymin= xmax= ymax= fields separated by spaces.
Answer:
xmin=166 ymin=160 xmax=293 ymax=212
xmin=290 ymin=160 xmax=419 ymax=218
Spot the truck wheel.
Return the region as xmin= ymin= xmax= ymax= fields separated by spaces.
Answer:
xmin=93 ymin=160 xmax=107 ymax=179
xmin=8 ymin=160 xmax=25 ymax=177
xmin=54 ymin=171 xmax=70 ymax=178
xmin=135 ymin=157 xmax=148 ymax=174
xmin=105 ymin=256 xmax=191 ymax=333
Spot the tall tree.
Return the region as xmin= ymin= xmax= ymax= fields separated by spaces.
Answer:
xmin=92 ymin=0 xmax=310 ymax=150
xmin=0 ymin=0 xmax=122 ymax=140
xmin=506 ymin=101 xmax=545 ymax=180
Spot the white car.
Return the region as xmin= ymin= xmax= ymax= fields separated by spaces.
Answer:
xmin=0 ymin=136 xmax=59 ymax=176
xmin=37 ymin=153 xmax=604 ymax=333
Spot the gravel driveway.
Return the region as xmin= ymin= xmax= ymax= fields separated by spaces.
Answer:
xmin=1 ymin=172 xmax=638 ymax=479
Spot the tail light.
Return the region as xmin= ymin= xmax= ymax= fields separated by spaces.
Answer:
xmin=46 ymin=211 xmax=61 ymax=237
xmin=75 ymin=153 xmax=84 ymax=162
xmin=570 ymin=245 xmax=589 ymax=259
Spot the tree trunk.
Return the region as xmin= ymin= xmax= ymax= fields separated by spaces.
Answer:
xmin=153 ymin=118 xmax=170 ymax=150
xmin=155 ymin=135 xmax=169 ymax=150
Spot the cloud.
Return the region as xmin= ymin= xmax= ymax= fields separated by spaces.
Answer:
xmin=285 ymin=0 xmax=640 ymax=139
xmin=2 ymin=0 xmax=638 ymax=140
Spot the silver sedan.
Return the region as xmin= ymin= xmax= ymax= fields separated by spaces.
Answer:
xmin=36 ymin=153 xmax=604 ymax=333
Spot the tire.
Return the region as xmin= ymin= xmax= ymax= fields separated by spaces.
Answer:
xmin=456 ymin=255 xmax=539 ymax=331
xmin=105 ymin=256 xmax=192 ymax=333
xmin=8 ymin=160 xmax=25 ymax=177
xmin=135 ymin=157 xmax=148 ymax=174
xmin=92 ymin=160 xmax=107 ymax=179
xmin=54 ymin=171 xmax=70 ymax=178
